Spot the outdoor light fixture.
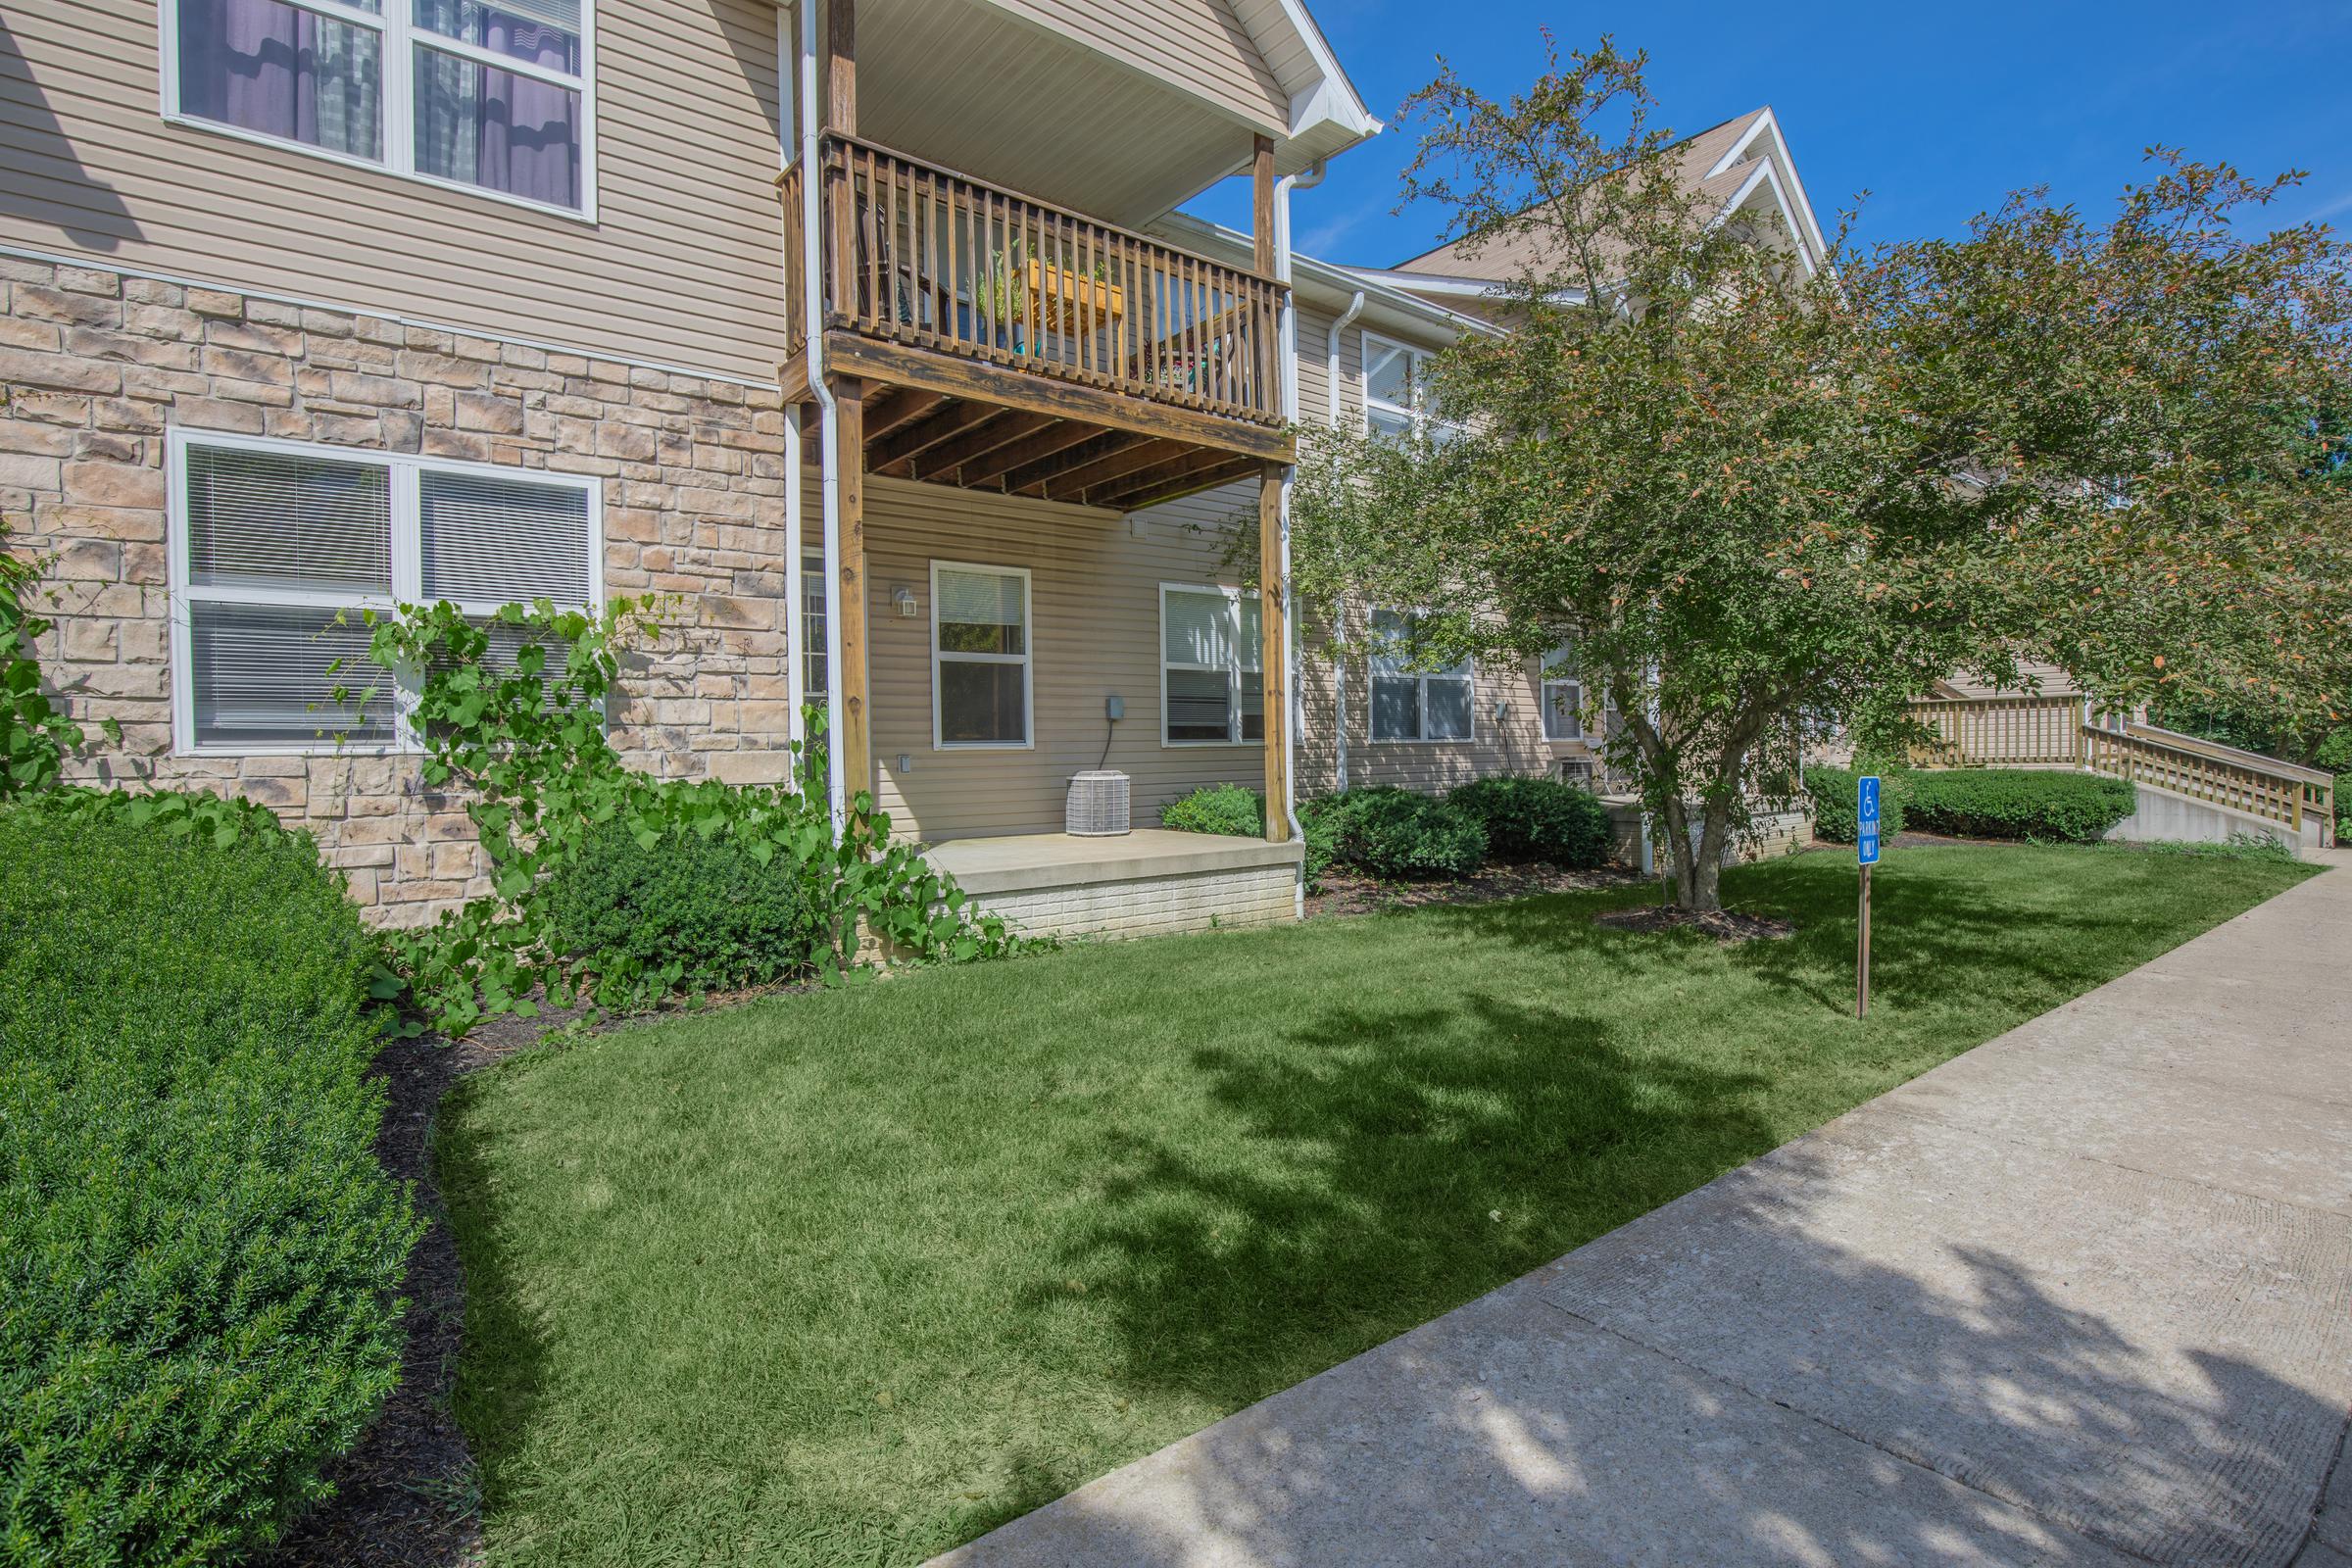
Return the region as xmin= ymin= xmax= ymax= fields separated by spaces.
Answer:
xmin=893 ymin=585 xmax=918 ymax=617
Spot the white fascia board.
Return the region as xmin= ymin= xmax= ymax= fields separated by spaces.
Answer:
xmin=1702 ymin=107 xmax=1829 ymax=261
xmin=1272 ymin=0 xmax=1381 ymax=142
xmin=1706 ymin=160 xmax=1819 ymax=275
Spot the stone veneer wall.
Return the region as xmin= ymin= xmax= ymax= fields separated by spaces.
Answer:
xmin=0 ymin=255 xmax=797 ymax=924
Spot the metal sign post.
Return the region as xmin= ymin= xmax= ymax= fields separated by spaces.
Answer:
xmin=1856 ymin=774 xmax=1882 ymax=1018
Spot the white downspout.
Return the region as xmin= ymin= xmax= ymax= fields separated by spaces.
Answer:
xmin=798 ymin=0 xmax=846 ymax=836
xmin=1324 ymin=286 xmax=1366 ymax=795
xmin=775 ymin=7 xmax=805 ymax=768
xmin=1275 ymin=159 xmax=1325 ymax=918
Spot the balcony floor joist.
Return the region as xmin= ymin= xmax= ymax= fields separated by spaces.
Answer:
xmin=788 ymin=335 xmax=1284 ymax=510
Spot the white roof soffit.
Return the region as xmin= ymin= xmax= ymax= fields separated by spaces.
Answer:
xmin=1267 ymin=0 xmax=1380 ymax=149
xmin=1702 ymin=106 xmax=1828 ymax=262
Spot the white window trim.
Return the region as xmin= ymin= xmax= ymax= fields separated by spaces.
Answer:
xmin=1360 ymin=330 xmax=1464 ymax=442
xmin=1156 ymin=581 xmax=1262 ymax=749
xmin=929 ymin=559 xmax=1033 ymax=752
xmin=166 ymin=426 xmax=603 ymax=757
xmin=1366 ymin=606 xmax=1475 ymax=747
xmin=157 ymin=0 xmax=600 ymax=223
xmin=1540 ymin=645 xmax=1583 ymax=743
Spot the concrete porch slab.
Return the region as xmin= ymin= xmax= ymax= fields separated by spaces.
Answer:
xmin=922 ymin=829 xmax=1301 ymax=899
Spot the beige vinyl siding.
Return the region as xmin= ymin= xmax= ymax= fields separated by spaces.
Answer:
xmin=826 ymin=473 xmax=1272 ymax=842
xmin=1291 ymin=602 xmax=1597 ymax=799
xmin=1293 ymin=301 xmax=1333 ymax=424
xmin=983 ymin=0 xmax=1286 ymax=139
xmin=3 ymin=0 xmax=789 ymax=381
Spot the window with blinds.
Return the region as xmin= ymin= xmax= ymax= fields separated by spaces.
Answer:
xmin=932 ymin=562 xmax=1030 ymax=748
xmin=1369 ymin=609 xmax=1473 ymax=743
xmin=172 ymin=432 xmax=597 ymax=754
xmin=1159 ymin=584 xmax=1262 ymax=746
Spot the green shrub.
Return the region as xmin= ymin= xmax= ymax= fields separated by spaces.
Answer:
xmin=1314 ymin=785 xmax=1487 ymax=878
xmin=1446 ymin=775 xmax=1613 ymax=866
xmin=545 ymin=823 xmax=824 ymax=995
xmin=1804 ymin=764 xmax=1909 ymax=843
xmin=358 ymin=601 xmax=1020 ymax=1035
xmin=0 ymin=801 xmax=417 ymax=1565
xmin=1159 ymin=783 xmax=1265 ymax=839
xmin=1162 ymin=783 xmax=1337 ymax=891
xmin=1903 ymin=768 xmax=2136 ymax=842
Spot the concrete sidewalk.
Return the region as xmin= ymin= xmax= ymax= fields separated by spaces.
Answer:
xmin=936 ymin=854 xmax=2352 ymax=1568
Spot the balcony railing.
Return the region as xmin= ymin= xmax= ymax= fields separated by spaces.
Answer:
xmin=783 ymin=135 xmax=1285 ymax=430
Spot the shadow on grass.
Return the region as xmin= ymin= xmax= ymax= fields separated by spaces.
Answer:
xmin=430 ymin=1071 xmax=560 ymax=1542
xmin=1040 ymin=995 xmax=1777 ymax=1420
xmin=1417 ymin=847 xmax=2252 ymax=1018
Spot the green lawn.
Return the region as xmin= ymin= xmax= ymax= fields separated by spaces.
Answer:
xmin=438 ymin=844 xmax=2310 ymax=1566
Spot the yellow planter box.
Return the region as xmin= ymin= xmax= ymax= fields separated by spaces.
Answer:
xmin=1026 ymin=259 xmax=1124 ymax=332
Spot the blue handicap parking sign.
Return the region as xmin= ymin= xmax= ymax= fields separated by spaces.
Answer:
xmin=1857 ymin=774 xmax=1883 ymax=865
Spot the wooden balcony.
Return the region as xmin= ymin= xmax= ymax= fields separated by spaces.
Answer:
xmin=779 ymin=134 xmax=1292 ymax=510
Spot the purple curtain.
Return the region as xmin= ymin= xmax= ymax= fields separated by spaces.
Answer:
xmin=472 ymin=17 xmax=580 ymax=208
xmin=176 ymin=0 xmax=379 ymax=159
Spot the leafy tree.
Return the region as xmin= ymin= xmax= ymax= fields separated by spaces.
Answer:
xmin=1289 ymin=36 xmax=2352 ymax=911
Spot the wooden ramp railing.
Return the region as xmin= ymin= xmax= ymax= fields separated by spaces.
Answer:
xmin=1906 ymin=695 xmax=2085 ymax=767
xmin=2083 ymin=723 xmax=2335 ymax=843
xmin=1905 ymin=695 xmax=2335 ymax=845
xmin=783 ymin=135 xmax=1285 ymax=429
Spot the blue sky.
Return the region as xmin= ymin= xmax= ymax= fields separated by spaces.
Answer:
xmin=1189 ymin=1 xmax=2352 ymax=268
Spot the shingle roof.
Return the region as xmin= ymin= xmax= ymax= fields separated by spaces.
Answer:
xmin=1389 ymin=107 xmax=1786 ymax=284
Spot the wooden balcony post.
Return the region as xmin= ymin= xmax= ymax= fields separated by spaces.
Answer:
xmin=1258 ymin=460 xmax=1290 ymax=843
xmin=825 ymin=0 xmax=855 ymax=134
xmin=834 ymin=377 xmax=872 ymax=824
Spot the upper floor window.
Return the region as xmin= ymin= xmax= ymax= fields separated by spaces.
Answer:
xmin=169 ymin=430 xmax=599 ymax=754
xmin=166 ymin=0 xmax=594 ymax=216
xmin=1368 ymin=609 xmax=1472 ymax=744
xmin=1362 ymin=333 xmax=1462 ymax=444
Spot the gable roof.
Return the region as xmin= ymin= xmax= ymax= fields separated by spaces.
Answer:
xmin=1385 ymin=105 xmax=1828 ymax=296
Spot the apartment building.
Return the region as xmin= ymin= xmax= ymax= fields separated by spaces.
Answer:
xmin=2 ymin=0 xmax=1827 ymax=933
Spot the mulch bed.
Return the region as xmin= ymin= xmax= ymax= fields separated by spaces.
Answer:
xmin=260 ymin=1006 xmax=570 ymax=1568
xmin=1306 ymin=859 xmax=1645 ymax=918
xmin=1592 ymin=905 xmax=1795 ymax=943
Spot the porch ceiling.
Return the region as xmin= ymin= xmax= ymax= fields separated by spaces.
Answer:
xmin=802 ymin=385 xmax=1263 ymax=510
xmin=851 ymin=0 xmax=1281 ymax=226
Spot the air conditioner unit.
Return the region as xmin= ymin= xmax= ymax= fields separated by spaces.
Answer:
xmin=1065 ymin=770 xmax=1131 ymax=836
xmin=1554 ymin=758 xmax=1597 ymax=786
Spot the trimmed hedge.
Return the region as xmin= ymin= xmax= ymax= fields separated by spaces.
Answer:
xmin=1309 ymin=786 xmax=1487 ymax=878
xmin=1804 ymin=764 xmax=1907 ymax=844
xmin=1158 ymin=782 xmax=1263 ymax=839
xmin=545 ymin=822 xmax=823 ymax=995
xmin=1903 ymin=768 xmax=2136 ymax=843
xmin=1446 ymin=775 xmax=1613 ymax=867
xmin=0 ymin=802 xmax=417 ymax=1565
xmin=1159 ymin=783 xmax=1338 ymax=890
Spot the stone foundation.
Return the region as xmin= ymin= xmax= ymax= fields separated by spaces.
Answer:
xmin=2 ymin=258 xmax=795 ymax=923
